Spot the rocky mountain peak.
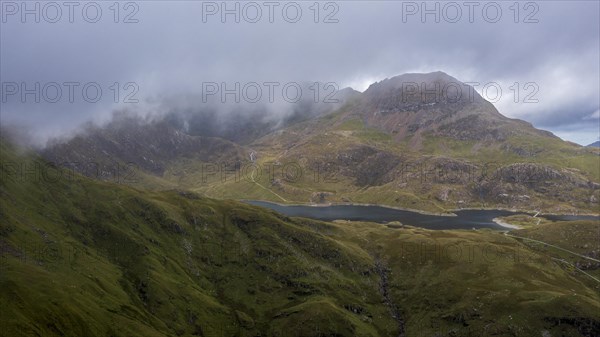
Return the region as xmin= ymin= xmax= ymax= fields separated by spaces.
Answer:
xmin=363 ymin=71 xmax=486 ymax=107
xmin=351 ymin=72 xmax=512 ymax=141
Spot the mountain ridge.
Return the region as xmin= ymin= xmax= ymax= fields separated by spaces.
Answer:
xmin=38 ymin=72 xmax=600 ymax=214
xmin=587 ymin=141 xmax=600 ymax=148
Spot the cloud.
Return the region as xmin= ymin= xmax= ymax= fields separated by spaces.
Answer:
xmin=583 ymin=110 xmax=600 ymax=120
xmin=1 ymin=1 xmax=598 ymax=145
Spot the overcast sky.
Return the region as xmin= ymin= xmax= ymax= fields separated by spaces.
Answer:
xmin=1 ymin=1 xmax=599 ymax=145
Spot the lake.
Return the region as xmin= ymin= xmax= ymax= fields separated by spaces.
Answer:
xmin=244 ymin=201 xmax=599 ymax=230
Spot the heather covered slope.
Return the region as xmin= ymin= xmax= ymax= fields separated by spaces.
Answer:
xmin=2 ymin=139 xmax=600 ymax=336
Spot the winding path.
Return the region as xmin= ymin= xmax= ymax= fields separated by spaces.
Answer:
xmin=504 ymin=233 xmax=600 ymax=283
xmin=551 ymin=258 xmax=600 ymax=283
xmin=504 ymin=233 xmax=600 ymax=263
xmin=249 ymin=167 xmax=288 ymax=202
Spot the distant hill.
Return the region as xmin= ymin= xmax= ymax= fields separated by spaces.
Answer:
xmin=587 ymin=141 xmax=600 ymax=148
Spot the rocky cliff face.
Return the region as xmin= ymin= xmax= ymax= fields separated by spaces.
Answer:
xmin=293 ymin=142 xmax=599 ymax=211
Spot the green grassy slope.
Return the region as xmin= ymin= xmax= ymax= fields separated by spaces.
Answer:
xmin=510 ymin=221 xmax=600 ymax=282
xmin=1 ymin=139 xmax=600 ymax=336
xmin=1 ymin=140 xmax=397 ymax=337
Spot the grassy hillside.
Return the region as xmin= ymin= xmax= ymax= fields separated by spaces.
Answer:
xmin=1 ymin=139 xmax=397 ymax=336
xmin=510 ymin=221 xmax=600 ymax=282
xmin=186 ymin=107 xmax=599 ymax=215
xmin=2 ymin=139 xmax=600 ymax=336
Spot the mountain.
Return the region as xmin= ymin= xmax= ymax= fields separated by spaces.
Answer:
xmin=358 ymin=71 xmax=555 ymax=142
xmin=2 ymin=137 xmax=599 ymax=336
xmin=587 ymin=141 xmax=600 ymax=148
xmin=41 ymin=114 xmax=248 ymax=189
xmin=224 ymin=72 xmax=600 ymax=213
xmin=162 ymin=83 xmax=358 ymax=144
xmin=40 ymin=72 xmax=600 ymax=214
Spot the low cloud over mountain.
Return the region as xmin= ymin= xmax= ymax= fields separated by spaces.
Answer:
xmin=2 ymin=2 xmax=598 ymax=145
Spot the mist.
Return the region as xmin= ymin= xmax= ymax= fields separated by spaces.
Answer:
xmin=1 ymin=1 xmax=599 ymax=145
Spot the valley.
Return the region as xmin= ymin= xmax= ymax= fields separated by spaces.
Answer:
xmin=1 ymin=137 xmax=599 ymax=336
xmin=1 ymin=73 xmax=599 ymax=336
xmin=3 ymin=1 xmax=600 ymax=335
xmin=41 ymin=73 xmax=600 ymax=216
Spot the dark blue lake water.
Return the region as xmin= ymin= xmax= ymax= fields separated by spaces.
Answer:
xmin=244 ymin=201 xmax=599 ymax=230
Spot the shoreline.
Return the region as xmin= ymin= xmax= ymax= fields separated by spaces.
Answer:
xmin=492 ymin=218 xmax=522 ymax=230
xmin=241 ymin=199 xmax=457 ymax=217
xmin=241 ymin=199 xmax=600 ymax=218
xmin=451 ymin=206 xmax=600 ymax=217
